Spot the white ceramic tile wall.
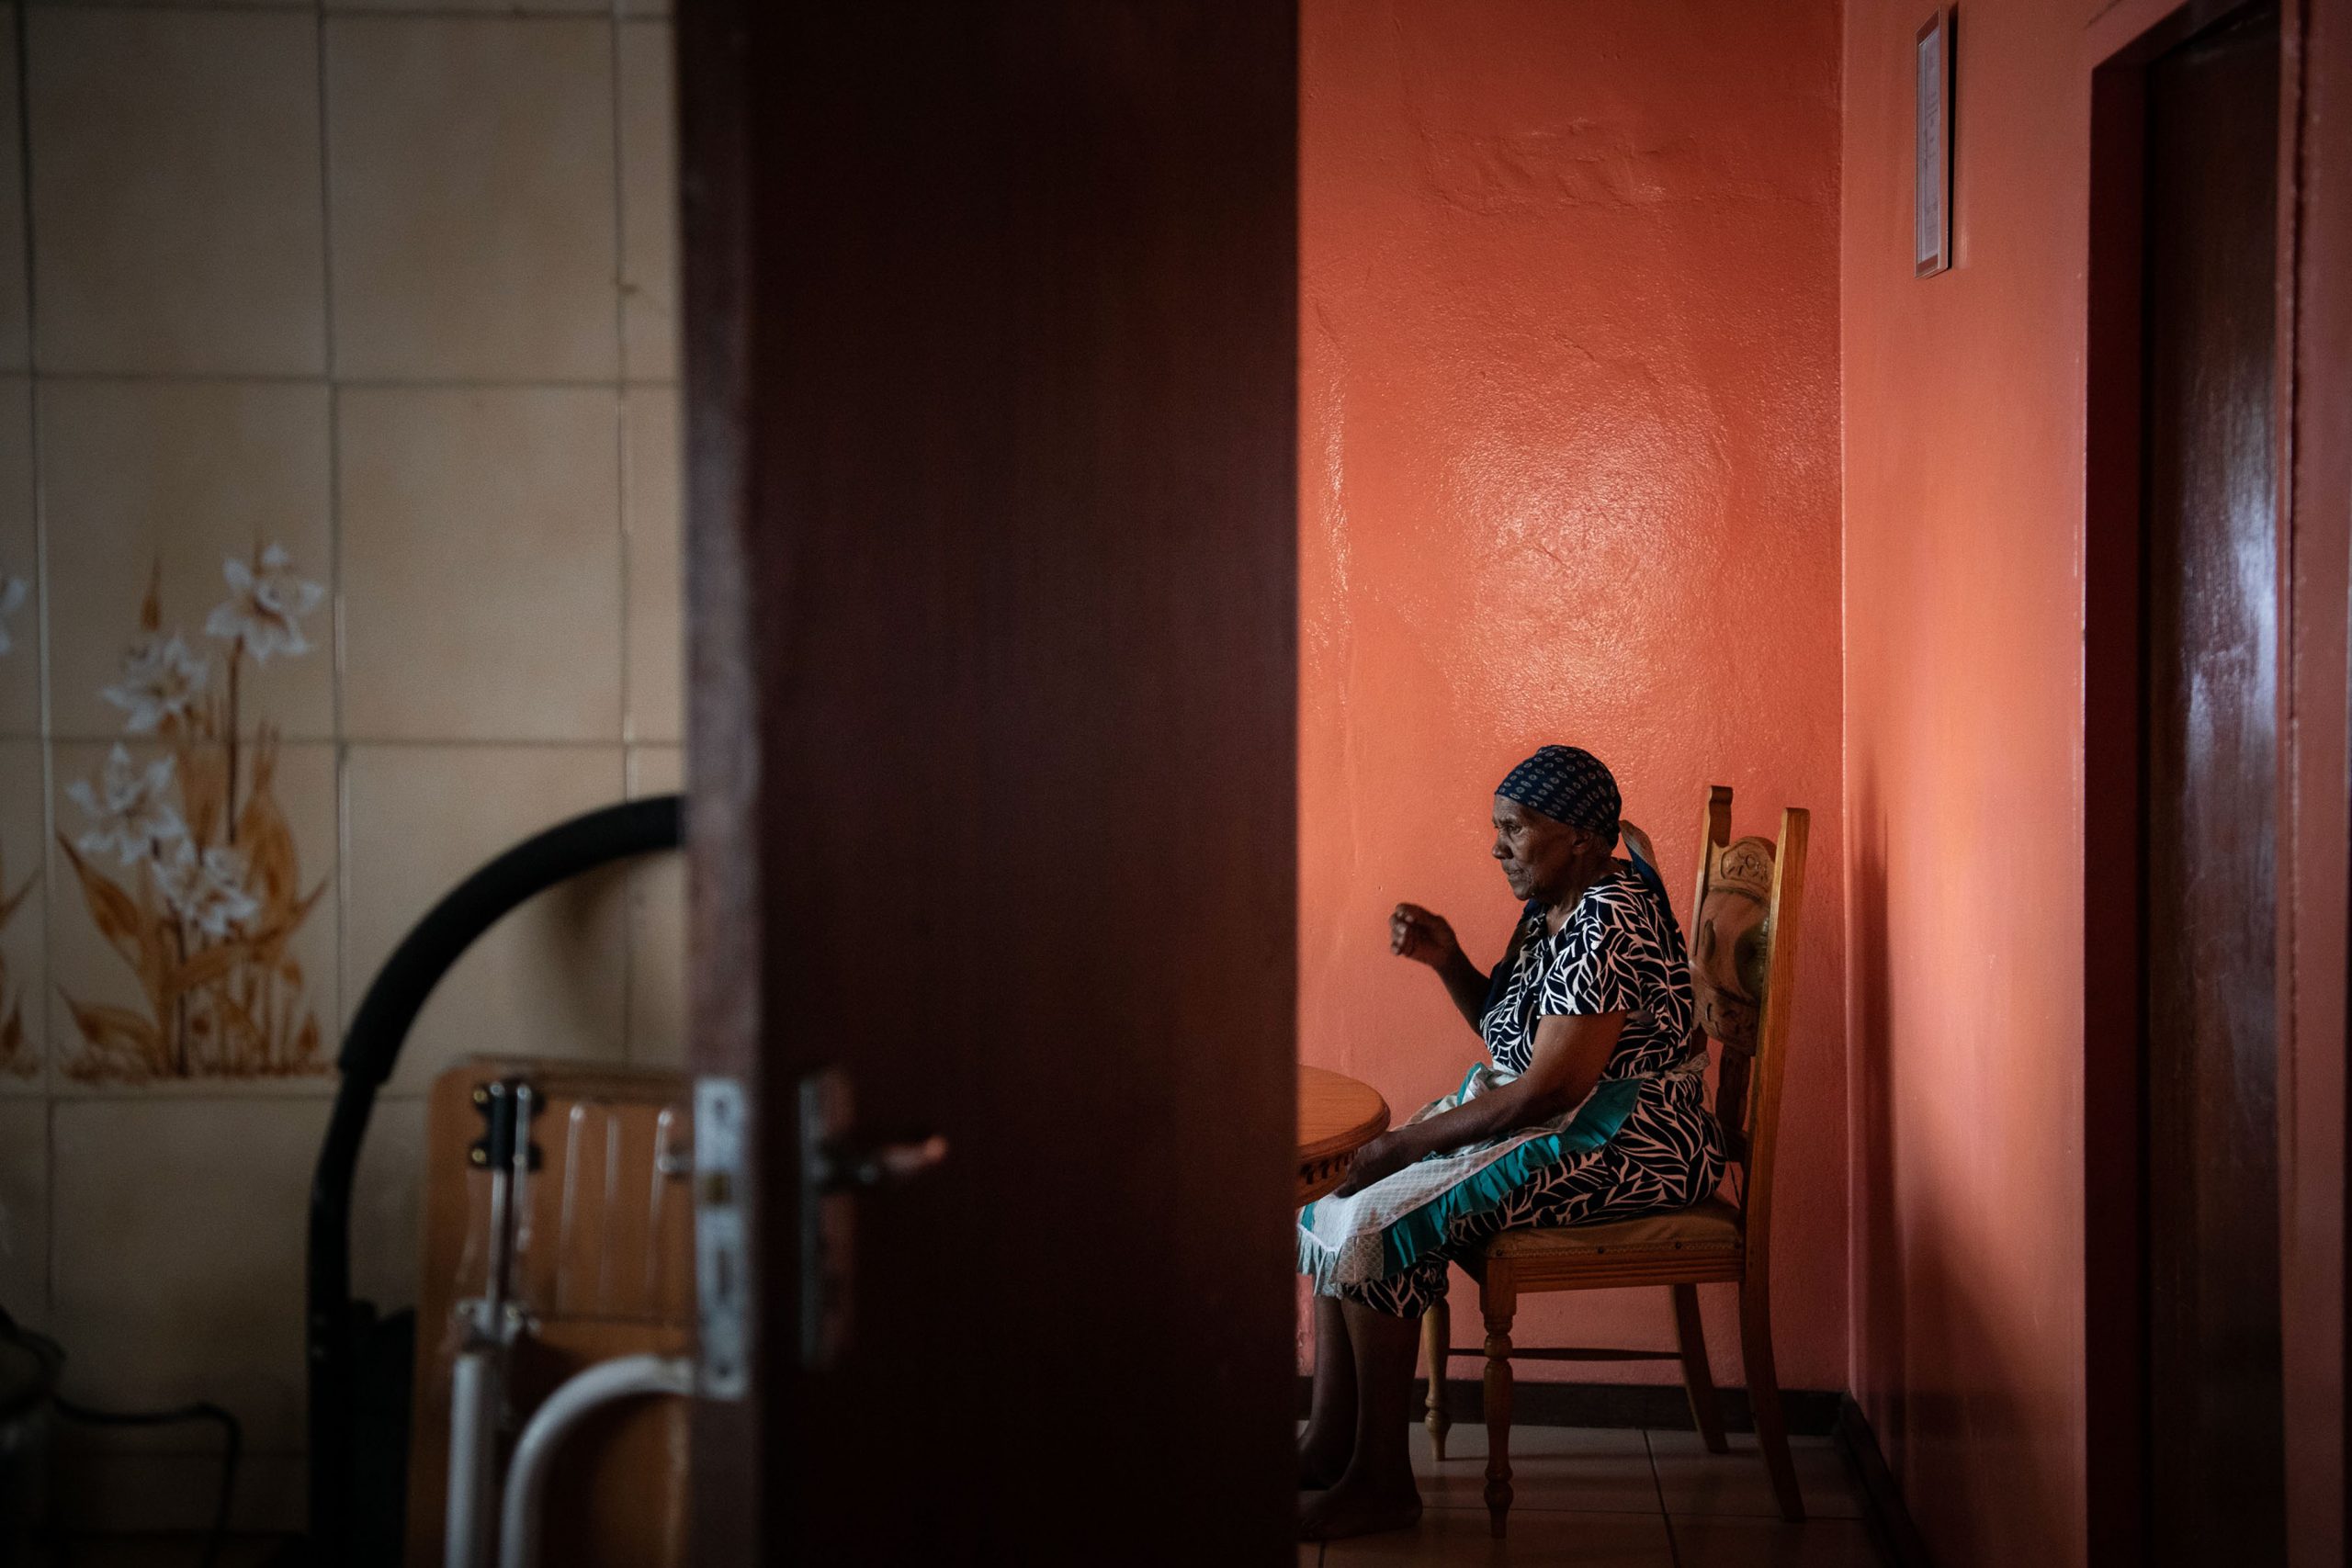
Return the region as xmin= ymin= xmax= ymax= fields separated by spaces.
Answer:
xmin=617 ymin=21 xmax=679 ymax=382
xmin=623 ymin=388 xmax=682 ymax=744
xmin=0 ymin=19 xmax=27 ymax=375
xmin=322 ymin=17 xmax=618 ymax=380
xmin=337 ymin=386 xmax=624 ymax=740
xmin=7 ymin=0 xmax=686 ymax=1530
xmin=625 ymin=744 xmax=683 ymax=1066
xmin=28 ymin=8 xmax=326 ymax=375
xmin=342 ymin=741 xmax=630 ymax=1093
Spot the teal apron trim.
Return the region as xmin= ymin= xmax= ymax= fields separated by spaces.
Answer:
xmin=1374 ymin=1076 xmax=1642 ymax=1278
xmin=1298 ymin=1075 xmax=1645 ymax=1281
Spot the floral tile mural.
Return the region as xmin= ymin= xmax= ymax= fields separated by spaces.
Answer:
xmin=55 ymin=546 xmax=333 ymax=1084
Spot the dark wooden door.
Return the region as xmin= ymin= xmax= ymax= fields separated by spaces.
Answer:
xmin=677 ymin=3 xmax=1299 ymax=1562
xmin=2139 ymin=5 xmax=2286 ymax=1561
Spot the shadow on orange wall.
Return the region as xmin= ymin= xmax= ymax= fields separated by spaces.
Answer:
xmin=1841 ymin=0 xmax=2150 ymax=1562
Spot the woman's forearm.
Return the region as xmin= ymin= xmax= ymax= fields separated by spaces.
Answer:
xmin=1435 ymin=950 xmax=1491 ymax=1029
xmin=1396 ymin=1071 xmax=1594 ymax=1160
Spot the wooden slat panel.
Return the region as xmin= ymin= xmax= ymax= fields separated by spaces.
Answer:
xmin=405 ymin=1060 xmax=692 ymax=1568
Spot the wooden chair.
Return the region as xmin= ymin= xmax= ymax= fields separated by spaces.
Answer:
xmin=1419 ymin=786 xmax=1810 ymax=1538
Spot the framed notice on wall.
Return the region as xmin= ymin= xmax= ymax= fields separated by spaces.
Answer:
xmin=1916 ymin=7 xmax=1953 ymax=276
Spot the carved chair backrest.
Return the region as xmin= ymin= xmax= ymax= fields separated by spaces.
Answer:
xmin=1682 ymin=787 xmax=1809 ymax=1253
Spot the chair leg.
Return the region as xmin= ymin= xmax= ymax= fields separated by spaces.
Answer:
xmin=1670 ymin=1284 xmax=1728 ymax=1453
xmin=1739 ymin=1275 xmax=1805 ymax=1522
xmin=1420 ymin=1297 xmax=1452 ymax=1461
xmin=1481 ymin=1307 xmax=1515 ymax=1538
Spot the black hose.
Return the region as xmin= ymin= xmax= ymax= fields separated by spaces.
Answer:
xmin=334 ymin=794 xmax=685 ymax=1089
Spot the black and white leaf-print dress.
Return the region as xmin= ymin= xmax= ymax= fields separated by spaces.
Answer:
xmin=1329 ymin=865 xmax=1725 ymax=1318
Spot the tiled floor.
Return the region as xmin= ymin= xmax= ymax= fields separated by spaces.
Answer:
xmin=1302 ymin=1426 xmax=1883 ymax=1567
xmin=49 ymin=1431 xmax=1882 ymax=1566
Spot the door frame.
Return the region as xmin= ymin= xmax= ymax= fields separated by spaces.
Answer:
xmin=2271 ymin=0 xmax=2352 ymax=1555
xmin=675 ymin=0 xmax=768 ymax=1561
xmin=2083 ymin=1 xmax=2351 ymax=1561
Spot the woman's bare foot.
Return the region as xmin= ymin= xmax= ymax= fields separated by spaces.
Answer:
xmin=1296 ymin=1428 xmax=1351 ymax=1491
xmin=1297 ymin=1471 xmax=1423 ymax=1540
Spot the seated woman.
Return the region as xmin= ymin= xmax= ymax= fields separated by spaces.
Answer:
xmin=1295 ymin=745 xmax=1724 ymax=1540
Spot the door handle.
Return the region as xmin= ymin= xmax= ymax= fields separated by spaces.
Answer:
xmin=797 ymin=1067 xmax=949 ymax=1369
xmin=813 ymin=1130 xmax=950 ymax=1192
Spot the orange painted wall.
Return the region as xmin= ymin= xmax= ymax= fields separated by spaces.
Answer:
xmin=1841 ymin=1 xmax=2189 ymax=1562
xmin=1298 ymin=0 xmax=1847 ymax=1388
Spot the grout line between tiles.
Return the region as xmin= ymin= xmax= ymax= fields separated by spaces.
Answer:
xmin=13 ymin=0 xmax=59 ymax=1312
xmin=43 ymin=727 xmax=342 ymax=748
xmin=22 ymin=4 xmax=658 ymax=18
xmin=325 ymin=6 xmax=666 ymax=20
xmin=26 ymin=2 xmax=326 ymax=13
xmin=42 ymin=732 xmax=649 ymax=750
xmin=26 ymin=368 xmax=675 ymax=391
xmin=315 ymin=2 xmax=349 ymax=1060
xmin=606 ymin=0 xmax=628 ymax=382
xmin=334 ymin=731 xmax=350 ymax=1061
xmin=614 ymin=740 xmax=637 ymax=1064
xmin=49 ymin=1088 xmax=333 ymax=1105
xmin=610 ymin=0 xmax=634 ymax=1025
xmin=609 ymin=0 xmax=634 ymax=1048
xmin=1645 ymin=1430 xmax=1687 ymax=1568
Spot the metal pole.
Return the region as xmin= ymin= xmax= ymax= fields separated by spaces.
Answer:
xmin=443 ymin=1348 xmax=498 ymax=1568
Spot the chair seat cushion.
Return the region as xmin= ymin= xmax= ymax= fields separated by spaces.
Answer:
xmin=1481 ymin=1196 xmax=1744 ymax=1259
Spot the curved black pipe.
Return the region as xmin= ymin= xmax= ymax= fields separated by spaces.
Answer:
xmin=306 ymin=794 xmax=683 ymax=1561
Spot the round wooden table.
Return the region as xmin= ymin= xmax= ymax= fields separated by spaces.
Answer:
xmin=1297 ymin=1065 xmax=1390 ymax=1204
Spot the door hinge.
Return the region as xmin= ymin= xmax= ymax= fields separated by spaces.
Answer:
xmin=693 ymin=1076 xmax=751 ymax=1400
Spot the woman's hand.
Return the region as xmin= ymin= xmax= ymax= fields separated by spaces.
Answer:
xmin=1389 ymin=903 xmax=1463 ymax=969
xmin=1394 ymin=902 xmax=1496 ymax=1031
xmin=1333 ymin=1129 xmax=1418 ymax=1197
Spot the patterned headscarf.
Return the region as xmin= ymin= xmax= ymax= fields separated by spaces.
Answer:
xmin=1496 ymin=745 xmax=1621 ymax=840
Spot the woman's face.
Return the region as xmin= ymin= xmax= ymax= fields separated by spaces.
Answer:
xmin=1490 ymin=795 xmax=1595 ymax=903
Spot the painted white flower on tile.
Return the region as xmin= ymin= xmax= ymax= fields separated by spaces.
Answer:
xmin=67 ymin=744 xmax=186 ymax=867
xmin=0 ymin=576 xmax=26 ymax=657
xmin=102 ymin=632 xmax=210 ymax=735
xmin=206 ymin=543 xmax=324 ymax=663
xmin=151 ymin=840 xmax=261 ymax=941
xmin=61 ymin=547 xmax=332 ymax=1084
